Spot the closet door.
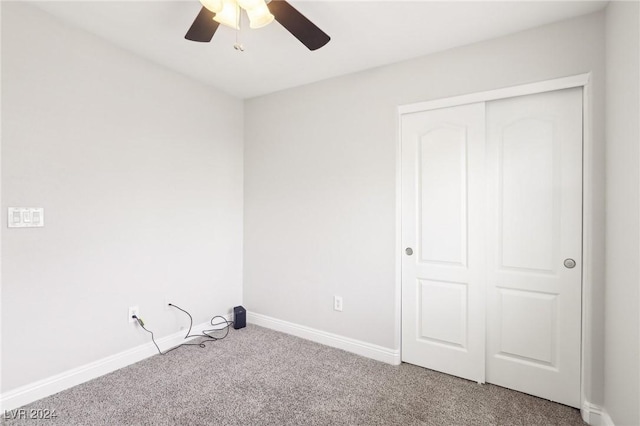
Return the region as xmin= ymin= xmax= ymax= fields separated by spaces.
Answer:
xmin=485 ymin=88 xmax=583 ymax=408
xmin=401 ymin=103 xmax=486 ymax=383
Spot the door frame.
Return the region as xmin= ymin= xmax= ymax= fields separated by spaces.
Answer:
xmin=395 ymin=72 xmax=593 ymax=408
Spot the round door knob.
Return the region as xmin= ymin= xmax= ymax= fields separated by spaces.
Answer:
xmin=564 ymin=258 xmax=576 ymax=269
xmin=405 ymin=247 xmax=413 ymax=256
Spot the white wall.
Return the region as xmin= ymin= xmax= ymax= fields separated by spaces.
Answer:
xmin=1 ymin=2 xmax=243 ymax=392
xmin=604 ymin=2 xmax=640 ymax=425
xmin=244 ymin=11 xmax=606 ymax=405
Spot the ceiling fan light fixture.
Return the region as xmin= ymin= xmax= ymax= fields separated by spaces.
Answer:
xmin=185 ymin=0 xmax=330 ymax=50
xmin=199 ymin=0 xmax=223 ymax=13
xmin=213 ymin=0 xmax=240 ymax=29
xmin=246 ymin=3 xmax=274 ymax=29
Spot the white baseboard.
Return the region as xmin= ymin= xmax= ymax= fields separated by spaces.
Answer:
xmin=0 ymin=318 xmax=230 ymax=413
xmin=582 ymin=401 xmax=615 ymax=426
xmin=247 ymin=312 xmax=401 ymax=366
xmin=601 ymin=410 xmax=615 ymax=426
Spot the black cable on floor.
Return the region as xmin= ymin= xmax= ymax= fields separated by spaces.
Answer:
xmin=133 ymin=304 xmax=233 ymax=355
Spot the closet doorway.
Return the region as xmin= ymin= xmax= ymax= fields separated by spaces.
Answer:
xmin=400 ymin=84 xmax=584 ymax=408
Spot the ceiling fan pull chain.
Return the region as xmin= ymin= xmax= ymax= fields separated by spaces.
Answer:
xmin=233 ymin=2 xmax=245 ymax=51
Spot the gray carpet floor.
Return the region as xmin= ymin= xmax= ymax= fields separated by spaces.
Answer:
xmin=2 ymin=325 xmax=584 ymax=425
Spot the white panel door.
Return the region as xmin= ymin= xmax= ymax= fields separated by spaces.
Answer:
xmin=485 ymin=88 xmax=582 ymax=407
xmin=401 ymin=103 xmax=486 ymax=383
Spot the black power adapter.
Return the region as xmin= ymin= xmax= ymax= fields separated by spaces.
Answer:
xmin=233 ymin=306 xmax=246 ymax=330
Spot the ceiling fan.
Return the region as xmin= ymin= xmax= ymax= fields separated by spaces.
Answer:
xmin=185 ymin=0 xmax=330 ymax=51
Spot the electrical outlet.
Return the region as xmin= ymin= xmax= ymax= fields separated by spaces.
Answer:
xmin=128 ymin=306 xmax=140 ymax=323
xmin=333 ymin=296 xmax=343 ymax=312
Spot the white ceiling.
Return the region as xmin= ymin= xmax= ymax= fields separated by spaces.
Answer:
xmin=31 ymin=0 xmax=607 ymax=99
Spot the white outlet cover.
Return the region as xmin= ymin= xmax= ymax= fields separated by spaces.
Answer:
xmin=128 ymin=306 xmax=139 ymax=323
xmin=334 ymin=296 xmax=343 ymax=312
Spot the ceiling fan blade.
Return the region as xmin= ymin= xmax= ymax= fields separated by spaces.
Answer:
xmin=268 ymin=1 xmax=330 ymax=51
xmin=185 ymin=7 xmax=219 ymax=42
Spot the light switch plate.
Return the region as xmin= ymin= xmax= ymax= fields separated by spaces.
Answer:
xmin=8 ymin=208 xmax=44 ymax=228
